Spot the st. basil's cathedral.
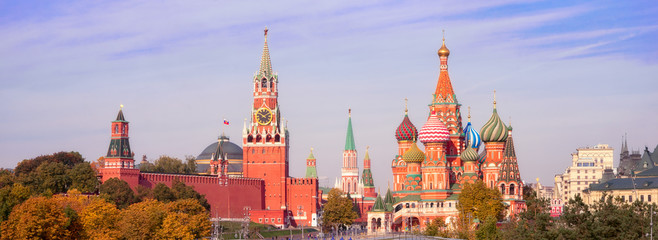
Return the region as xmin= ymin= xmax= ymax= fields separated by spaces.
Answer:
xmin=96 ymin=28 xmax=525 ymax=233
xmin=365 ymin=36 xmax=525 ymax=233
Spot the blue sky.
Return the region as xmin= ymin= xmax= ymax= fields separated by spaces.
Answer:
xmin=1 ymin=0 xmax=657 ymax=191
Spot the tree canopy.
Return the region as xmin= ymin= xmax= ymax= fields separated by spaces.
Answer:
xmin=457 ymin=181 xmax=505 ymax=223
xmin=322 ymin=188 xmax=358 ymax=232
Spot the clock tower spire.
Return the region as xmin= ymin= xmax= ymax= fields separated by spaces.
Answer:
xmin=243 ymin=28 xmax=289 ymax=211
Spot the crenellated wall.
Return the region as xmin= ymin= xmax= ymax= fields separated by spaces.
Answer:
xmin=135 ymin=173 xmax=264 ymax=219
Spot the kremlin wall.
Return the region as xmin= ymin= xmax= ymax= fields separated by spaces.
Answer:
xmin=98 ymin=28 xmax=526 ymax=232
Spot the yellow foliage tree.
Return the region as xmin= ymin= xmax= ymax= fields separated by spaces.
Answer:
xmin=80 ymin=198 xmax=121 ymax=240
xmin=457 ymin=180 xmax=505 ymax=223
xmin=0 ymin=196 xmax=71 ymax=239
xmin=119 ymin=198 xmax=167 ymax=240
xmin=157 ymin=199 xmax=211 ymax=240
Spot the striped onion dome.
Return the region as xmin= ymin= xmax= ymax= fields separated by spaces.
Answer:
xmin=463 ymin=121 xmax=482 ymax=149
xmin=460 ymin=145 xmax=478 ymax=162
xmin=395 ymin=113 xmax=418 ymax=141
xmin=480 ymin=108 xmax=508 ymax=142
xmin=402 ymin=142 xmax=425 ymax=163
xmin=418 ymin=114 xmax=450 ymax=144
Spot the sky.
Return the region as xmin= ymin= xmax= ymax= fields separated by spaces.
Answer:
xmin=1 ymin=0 xmax=657 ymax=191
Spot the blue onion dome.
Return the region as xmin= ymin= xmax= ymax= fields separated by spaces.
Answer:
xmin=403 ymin=142 xmax=425 ymax=163
xmin=480 ymin=108 xmax=508 ymax=142
xmin=396 ymin=113 xmax=418 ymax=141
xmin=463 ymin=121 xmax=482 ymax=149
xmin=460 ymin=145 xmax=478 ymax=162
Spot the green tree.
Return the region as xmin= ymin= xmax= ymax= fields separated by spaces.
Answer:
xmin=15 ymin=151 xmax=84 ymax=176
xmin=184 ymin=155 xmax=197 ymax=174
xmin=476 ymin=216 xmax=501 ymax=240
xmin=153 ymin=183 xmax=176 ymax=203
xmin=322 ymin=188 xmax=358 ymax=232
xmin=458 ymin=181 xmax=505 ymax=223
xmin=0 ymin=196 xmax=71 ymax=239
xmin=424 ymin=217 xmax=446 ymax=236
xmin=0 ymin=169 xmax=14 ymax=189
xmin=0 ymin=183 xmax=32 ymax=222
xmin=37 ymin=161 xmax=71 ymax=194
xmin=171 ymin=178 xmax=210 ymax=210
xmin=99 ymin=178 xmax=137 ymax=209
xmin=153 ymin=156 xmax=186 ymax=174
xmin=68 ymin=162 xmax=99 ymax=193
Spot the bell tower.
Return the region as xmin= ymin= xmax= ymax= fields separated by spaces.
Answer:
xmin=242 ymin=28 xmax=289 ymax=211
xmin=100 ymin=105 xmax=139 ymax=188
xmin=429 ymin=33 xmax=464 ymax=170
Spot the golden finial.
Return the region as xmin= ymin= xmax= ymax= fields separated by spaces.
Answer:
xmin=119 ymin=104 xmax=124 ymax=109
xmin=404 ymin=98 xmax=408 ymax=114
xmin=509 ymin=116 xmax=512 ymax=127
xmin=348 ymin=108 xmax=351 ymax=117
xmin=442 ymin=29 xmax=445 ymax=43
xmin=536 ymin=177 xmax=540 ymax=183
xmin=310 ymin=147 xmax=314 ymax=153
xmin=264 ymin=27 xmax=268 ymax=37
xmin=438 ymin=30 xmax=450 ymax=57
xmin=493 ymin=90 xmax=497 ymax=109
xmin=468 ymin=106 xmax=471 ymax=122
xmin=367 ymin=146 xmax=370 ymax=151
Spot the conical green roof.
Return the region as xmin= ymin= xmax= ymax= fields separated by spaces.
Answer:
xmin=345 ymin=111 xmax=356 ymax=151
xmin=372 ymin=195 xmax=386 ymax=212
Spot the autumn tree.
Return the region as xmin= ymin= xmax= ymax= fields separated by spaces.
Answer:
xmin=322 ymin=188 xmax=358 ymax=232
xmin=476 ymin=216 xmax=502 ymax=240
xmin=157 ymin=199 xmax=211 ymax=239
xmin=99 ymin=178 xmax=137 ymax=209
xmin=424 ymin=217 xmax=446 ymax=236
xmin=0 ymin=196 xmax=71 ymax=239
xmin=457 ymin=180 xmax=505 ymax=223
xmin=80 ymin=198 xmax=121 ymax=239
xmin=119 ymin=198 xmax=167 ymax=240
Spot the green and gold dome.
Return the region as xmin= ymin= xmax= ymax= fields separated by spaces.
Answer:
xmin=403 ymin=142 xmax=425 ymax=163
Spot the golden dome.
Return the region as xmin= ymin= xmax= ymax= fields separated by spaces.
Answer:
xmin=438 ymin=38 xmax=450 ymax=57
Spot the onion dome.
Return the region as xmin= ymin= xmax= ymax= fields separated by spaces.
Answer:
xmin=438 ymin=36 xmax=450 ymax=57
xmin=418 ymin=114 xmax=450 ymax=144
xmin=463 ymin=108 xmax=482 ymax=149
xmin=402 ymin=142 xmax=425 ymax=163
xmin=480 ymin=93 xmax=508 ymax=142
xmin=460 ymin=145 xmax=478 ymax=162
xmin=396 ymin=113 xmax=418 ymax=141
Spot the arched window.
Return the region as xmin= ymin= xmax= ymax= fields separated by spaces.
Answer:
xmin=510 ymin=184 xmax=515 ymax=195
xmin=114 ymin=125 xmax=118 ymax=133
xmin=500 ymin=184 xmax=506 ymax=194
xmin=261 ymin=79 xmax=267 ymax=88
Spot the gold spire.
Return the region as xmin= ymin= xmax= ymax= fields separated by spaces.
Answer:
xmin=404 ymin=98 xmax=408 ymax=114
xmin=493 ymin=90 xmax=497 ymax=109
xmin=438 ymin=30 xmax=450 ymax=57
xmin=119 ymin=104 xmax=124 ymax=109
xmin=349 ymin=108 xmax=351 ymax=117
xmin=468 ymin=106 xmax=471 ymax=122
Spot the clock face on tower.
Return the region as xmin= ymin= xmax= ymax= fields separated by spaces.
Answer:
xmin=256 ymin=107 xmax=273 ymax=125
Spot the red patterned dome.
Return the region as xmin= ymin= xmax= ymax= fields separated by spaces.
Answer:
xmin=418 ymin=114 xmax=450 ymax=144
xmin=395 ymin=114 xmax=418 ymax=141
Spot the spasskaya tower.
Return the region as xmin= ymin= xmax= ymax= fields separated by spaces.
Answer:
xmin=242 ymin=28 xmax=290 ymax=211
